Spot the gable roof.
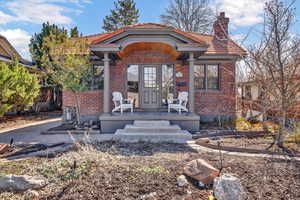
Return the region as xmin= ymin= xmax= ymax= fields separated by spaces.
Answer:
xmin=0 ymin=35 xmax=22 ymax=59
xmin=90 ymin=23 xmax=207 ymax=46
xmin=188 ymin=32 xmax=247 ymax=55
xmin=76 ymin=23 xmax=247 ymax=56
xmin=0 ymin=35 xmax=32 ymax=67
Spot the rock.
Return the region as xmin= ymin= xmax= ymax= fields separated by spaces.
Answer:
xmin=184 ymin=159 xmax=219 ymax=185
xmin=213 ymin=174 xmax=246 ymax=200
xmin=177 ymin=175 xmax=188 ymax=187
xmin=0 ymin=144 xmax=10 ymax=154
xmin=198 ymin=138 xmax=211 ymax=143
xmin=0 ymin=175 xmax=47 ymax=192
xmin=139 ymin=192 xmax=157 ymax=200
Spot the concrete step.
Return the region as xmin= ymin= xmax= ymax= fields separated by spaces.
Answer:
xmin=114 ymin=129 xmax=192 ymax=143
xmin=115 ymin=129 xmax=190 ymax=135
xmin=133 ymin=120 xmax=170 ymax=126
xmin=123 ymin=124 xmax=181 ymax=133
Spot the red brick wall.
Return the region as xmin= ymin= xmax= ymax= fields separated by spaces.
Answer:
xmin=63 ymin=90 xmax=103 ymax=115
xmin=62 ymin=50 xmax=237 ymax=118
xmin=194 ymin=62 xmax=236 ymax=116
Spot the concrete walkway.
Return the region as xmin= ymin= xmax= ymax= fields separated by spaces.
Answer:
xmin=1 ymin=119 xmax=298 ymax=161
xmin=0 ymin=119 xmax=113 ymax=144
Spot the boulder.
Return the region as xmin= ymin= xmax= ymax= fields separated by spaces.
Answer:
xmin=198 ymin=138 xmax=211 ymax=143
xmin=177 ymin=175 xmax=188 ymax=187
xmin=184 ymin=159 xmax=219 ymax=185
xmin=0 ymin=144 xmax=10 ymax=154
xmin=213 ymin=174 xmax=246 ymax=200
xmin=0 ymin=175 xmax=47 ymax=192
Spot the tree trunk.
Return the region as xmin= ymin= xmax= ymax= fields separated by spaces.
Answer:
xmin=276 ymin=110 xmax=286 ymax=147
xmin=74 ymin=91 xmax=81 ymax=125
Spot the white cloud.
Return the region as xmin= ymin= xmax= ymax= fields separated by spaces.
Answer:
xmin=0 ymin=29 xmax=31 ymax=60
xmin=214 ymin=0 xmax=270 ymax=27
xmin=0 ymin=11 xmax=14 ymax=24
xmin=0 ymin=0 xmax=90 ymax=25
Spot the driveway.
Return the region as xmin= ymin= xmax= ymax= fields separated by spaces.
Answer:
xmin=0 ymin=120 xmax=113 ymax=145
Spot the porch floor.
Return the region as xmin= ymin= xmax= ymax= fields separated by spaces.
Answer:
xmin=99 ymin=111 xmax=200 ymax=134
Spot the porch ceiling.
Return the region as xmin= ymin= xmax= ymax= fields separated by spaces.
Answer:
xmin=119 ymin=42 xmax=179 ymax=58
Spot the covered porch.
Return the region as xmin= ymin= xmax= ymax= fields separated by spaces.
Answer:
xmin=89 ymin=24 xmax=207 ymax=134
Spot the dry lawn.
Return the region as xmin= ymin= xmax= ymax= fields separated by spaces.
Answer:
xmin=0 ymin=142 xmax=299 ymax=200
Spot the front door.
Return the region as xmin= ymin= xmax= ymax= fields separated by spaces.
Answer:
xmin=140 ymin=65 xmax=161 ymax=109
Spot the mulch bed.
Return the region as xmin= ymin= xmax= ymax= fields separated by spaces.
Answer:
xmin=41 ymin=123 xmax=100 ymax=135
xmin=0 ymin=142 xmax=299 ymax=200
xmin=0 ymin=111 xmax=62 ymax=130
xmin=193 ymin=130 xmax=275 ymax=139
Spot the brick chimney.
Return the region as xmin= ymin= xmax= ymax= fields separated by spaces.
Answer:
xmin=213 ymin=12 xmax=229 ymax=40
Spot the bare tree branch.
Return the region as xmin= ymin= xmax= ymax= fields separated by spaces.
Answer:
xmin=160 ymin=0 xmax=214 ymax=33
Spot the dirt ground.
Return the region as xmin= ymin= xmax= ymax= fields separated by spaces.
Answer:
xmin=0 ymin=142 xmax=299 ymax=200
xmin=0 ymin=111 xmax=62 ymax=130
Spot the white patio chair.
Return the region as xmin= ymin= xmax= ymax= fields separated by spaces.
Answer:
xmin=112 ymin=92 xmax=134 ymax=114
xmin=168 ymin=92 xmax=188 ymax=114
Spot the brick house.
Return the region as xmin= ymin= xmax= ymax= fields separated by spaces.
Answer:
xmin=63 ymin=12 xmax=246 ymax=133
xmin=0 ymin=34 xmax=32 ymax=67
xmin=0 ymin=34 xmax=61 ymax=112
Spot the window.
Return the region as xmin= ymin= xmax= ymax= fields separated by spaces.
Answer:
xmin=144 ymin=67 xmax=157 ymax=88
xmin=194 ymin=64 xmax=219 ymax=90
xmin=194 ymin=65 xmax=205 ymax=89
xmin=244 ymin=85 xmax=252 ymax=99
xmin=207 ymin=65 xmax=219 ymax=89
xmin=127 ymin=65 xmax=139 ymax=108
xmin=162 ymin=64 xmax=175 ymax=106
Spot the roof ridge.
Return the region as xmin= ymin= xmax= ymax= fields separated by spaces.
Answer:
xmin=78 ymin=32 xmax=109 ymax=39
xmin=188 ymin=32 xmax=214 ymax=37
xmin=190 ymin=31 xmax=247 ymax=54
xmin=123 ymin=22 xmax=174 ymax=29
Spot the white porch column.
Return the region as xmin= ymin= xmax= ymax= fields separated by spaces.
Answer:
xmin=188 ymin=52 xmax=195 ymax=113
xmin=103 ymin=52 xmax=110 ymax=113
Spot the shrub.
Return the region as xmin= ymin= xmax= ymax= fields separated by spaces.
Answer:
xmin=235 ymin=118 xmax=252 ymax=131
xmin=263 ymin=121 xmax=280 ymax=133
xmin=0 ymin=62 xmax=40 ymax=116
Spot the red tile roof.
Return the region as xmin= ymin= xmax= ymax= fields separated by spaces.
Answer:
xmin=79 ymin=23 xmax=246 ymax=55
xmin=188 ymin=32 xmax=247 ymax=55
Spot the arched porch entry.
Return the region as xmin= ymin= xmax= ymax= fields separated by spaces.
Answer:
xmin=120 ymin=42 xmax=179 ymax=110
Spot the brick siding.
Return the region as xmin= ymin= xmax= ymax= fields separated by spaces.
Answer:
xmin=62 ymin=50 xmax=237 ymax=118
xmin=63 ymin=90 xmax=103 ymax=115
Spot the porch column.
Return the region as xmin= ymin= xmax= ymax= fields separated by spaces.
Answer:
xmin=188 ymin=52 xmax=195 ymax=113
xmin=103 ymin=52 xmax=110 ymax=113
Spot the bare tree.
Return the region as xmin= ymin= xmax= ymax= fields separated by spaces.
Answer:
xmin=245 ymin=0 xmax=300 ymax=151
xmin=160 ymin=0 xmax=214 ymax=33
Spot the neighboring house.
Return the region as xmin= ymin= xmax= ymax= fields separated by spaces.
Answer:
xmin=63 ymin=12 xmax=246 ymax=132
xmin=0 ymin=34 xmax=61 ymax=113
xmin=238 ymin=79 xmax=300 ymax=121
xmin=237 ymin=81 xmax=265 ymax=121
xmin=0 ymin=34 xmax=32 ymax=68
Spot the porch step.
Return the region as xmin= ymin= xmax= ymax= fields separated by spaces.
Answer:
xmin=124 ymin=124 xmax=181 ymax=133
xmin=133 ymin=120 xmax=170 ymax=126
xmin=114 ymin=120 xmax=192 ymax=143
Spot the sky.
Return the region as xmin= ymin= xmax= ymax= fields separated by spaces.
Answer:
xmin=0 ymin=0 xmax=299 ymax=60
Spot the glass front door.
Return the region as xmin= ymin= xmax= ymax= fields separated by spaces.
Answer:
xmin=140 ymin=65 xmax=161 ymax=109
xmin=128 ymin=64 xmax=175 ymax=110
